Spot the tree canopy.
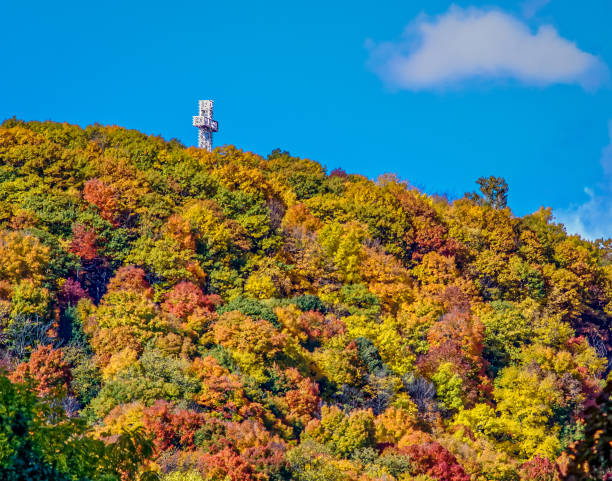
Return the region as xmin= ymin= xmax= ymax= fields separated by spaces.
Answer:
xmin=1 ymin=118 xmax=611 ymax=480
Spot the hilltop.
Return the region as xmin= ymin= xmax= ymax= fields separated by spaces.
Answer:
xmin=0 ymin=118 xmax=611 ymax=481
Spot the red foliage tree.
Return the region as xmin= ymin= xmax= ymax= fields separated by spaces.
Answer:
xmin=418 ymin=295 xmax=491 ymax=406
xmin=69 ymin=223 xmax=99 ymax=261
xmin=83 ymin=178 xmax=119 ymax=225
xmin=198 ymin=447 xmax=255 ymax=481
xmin=190 ymin=356 xmax=246 ymax=416
xmin=329 ymin=168 xmax=348 ymax=178
xmin=294 ymin=311 xmax=346 ymax=347
xmin=388 ymin=186 xmax=462 ymax=261
xmin=106 ymin=265 xmax=153 ymax=297
xmin=9 ymin=344 xmax=72 ymax=397
xmin=519 ymin=455 xmax=559 ymax=481
xmin=162 ymin=281 xmax=221 ymax=319
xmin=283 ymin=368 xmax=321 ymax=424
xmin=142 ymin=400 xmax=206 ymax=452
xmin=242 ymin=443 xmax=287 ymax=481
xmin=58 ymin=278 xmax=90 ymax=307
xmin=403 ymin=442 xmax=470 ymax=481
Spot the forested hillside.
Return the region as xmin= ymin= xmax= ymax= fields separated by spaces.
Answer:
xmin=1 ymin=118 xmax=611 ymax=481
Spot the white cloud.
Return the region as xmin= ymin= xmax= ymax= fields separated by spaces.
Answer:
xmin=367 ymin=6 xmax=607 ymax=91
xmin=555 ymin=121 xmax=612 ymax=241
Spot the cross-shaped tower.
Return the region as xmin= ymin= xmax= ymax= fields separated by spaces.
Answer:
xmin=193 ymin=100 xmax=218 ymax=151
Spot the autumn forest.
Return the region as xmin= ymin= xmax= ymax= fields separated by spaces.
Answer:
xmin=1 ymin=119 xmax=611 ymax=481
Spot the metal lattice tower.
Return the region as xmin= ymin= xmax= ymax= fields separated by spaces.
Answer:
xmin=192 ymin=100 xmax=218 ymax=151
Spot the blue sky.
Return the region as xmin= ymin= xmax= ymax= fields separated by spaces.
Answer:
xmin=2 ymin=0 xmax=611 ymax=239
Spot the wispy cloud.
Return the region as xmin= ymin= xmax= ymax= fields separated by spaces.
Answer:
xmin=367 ymin=6 xmax=608 ymax=91
xmin=521 ymin=0 xmax=551 ymax=18
xmin=555 ymin=121 xmax=612 ymax=241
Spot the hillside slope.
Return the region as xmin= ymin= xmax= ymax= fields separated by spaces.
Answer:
xmin=1 ymin=119 xmax=611 ymax=480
